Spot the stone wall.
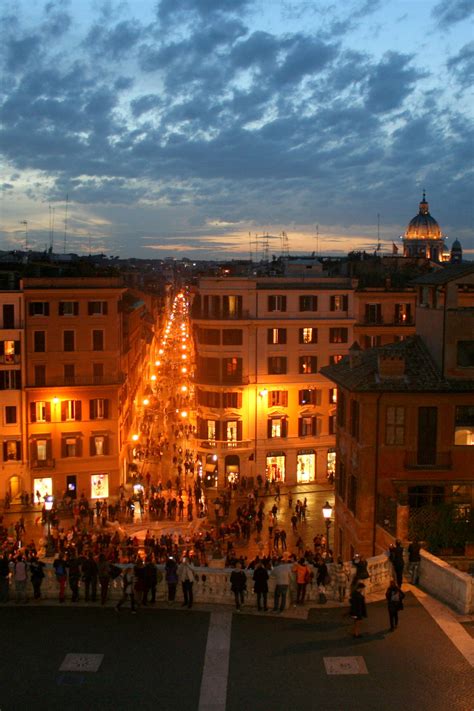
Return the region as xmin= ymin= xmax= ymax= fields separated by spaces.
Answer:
xmin=419 ymin=549 xmax=474 ymax=614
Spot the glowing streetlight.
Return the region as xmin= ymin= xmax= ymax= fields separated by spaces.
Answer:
xmin=322 ymin=501 xmax=333 ymax=550
xmin=151 ymin=374 xmax=157 ymax=381
xmin=132 ymin=434 xmax=140 ymax=442
xmin=143 ymin=398 xmax=150 ymax=406
xmin=181 ymin=385 xmax=188 ymax=393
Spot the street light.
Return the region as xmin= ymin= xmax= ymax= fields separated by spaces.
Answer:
xmin=45 ymin=495 xmax=55 ymax=557
xmin=322 ymin=501 xmax=333 ymax=551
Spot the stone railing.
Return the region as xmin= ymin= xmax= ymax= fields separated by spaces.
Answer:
xmin=419 ymin=549 xmax=474 ymax=614
xmin=6 ymin=555 xmax=393 ymax=607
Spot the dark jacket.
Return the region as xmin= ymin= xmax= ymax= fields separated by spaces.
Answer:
xmin=385 ymin=584 xmax=405 ymax=610
xmin=389 ymin=544 xmax=404 ymax=569
xmin=82 ymin=557 xmax=98 ymax=579
xmin=165 ymin=559 xmax=178 ymax=584
xmin=349 ymin=590 xmax=367 ymax=620
xmin=253 ymin=566 xmax=269 ymax=593
xmin=144 ymin=562 xmax=158 ymax=586
xmin=408 ymin=542 xmax=421 ymax=562
xmin=230 ymin=569 xmax=247 ymax=592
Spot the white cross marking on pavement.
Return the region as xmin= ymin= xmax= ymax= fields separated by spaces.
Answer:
xmin=198 ymin=612 xmax=232 ymax=711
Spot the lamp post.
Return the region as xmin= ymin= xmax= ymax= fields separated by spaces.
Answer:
xmin=322 ymin=501 xmax=333 ymax=552
xmin=45 ymin=494 xmax=55 ymax=557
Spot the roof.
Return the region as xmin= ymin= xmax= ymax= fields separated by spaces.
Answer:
xmin=320 ymin=336 xmax=474 ymax=393
xmin=412 ymin=262 xmax=474 ymax=286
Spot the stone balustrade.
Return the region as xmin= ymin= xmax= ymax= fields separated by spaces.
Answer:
xmin=419 ymin=549 xmax=474 ymax=614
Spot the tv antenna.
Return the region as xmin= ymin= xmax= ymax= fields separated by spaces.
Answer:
xmin=19 ymin=220 xmax=28 ymax=250
xmin=63 ymin=193 xmax=69 ymax=253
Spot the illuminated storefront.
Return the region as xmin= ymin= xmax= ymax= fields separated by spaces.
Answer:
xmin=327 ymin=449 xmax=336 ymax=481
xmin=297 ymin=450 xmax=315 ymax=482
xmin=266 ymin=452 xmax=285 ymax=482
xmin=33 ymin=477 xmax=53 ymax=502
xmin=225 ymin=454 xmax=240 ymax=485
xmin=91 ymin=473 xmax=109 ymax=499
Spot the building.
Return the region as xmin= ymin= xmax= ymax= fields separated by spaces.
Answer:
xmin=354 ymin=282 xmax=416 ymax=349
xmin=321 ymin=263 xmax=474 ymax=560
xmin=402 ymin=192 xmax=446 ymax=261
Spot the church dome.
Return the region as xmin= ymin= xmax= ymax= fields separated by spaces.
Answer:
xmin=405 ymin=192 xmax=442 ymax=240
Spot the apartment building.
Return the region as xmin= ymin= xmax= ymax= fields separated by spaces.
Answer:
xmin=191 ymin=268 xmax=357 ymax=486
xmin=354 ymin=285 xmax=416 ymax=349
xmin=321 ymin=263 xmax=474 ymax=559
xmin=0 ymin=290 xmax=26 ymax=499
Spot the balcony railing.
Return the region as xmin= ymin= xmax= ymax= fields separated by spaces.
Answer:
xmin=27 ymin=374 xmax=125 ymax=388
xmin=194 ymin=374 xmax=248 ymax=386
xmin=356 ymin=317 xmax=414 ymax=327
xmin=404 ymin=451 xmax=452 ymax=470
xmin=198 ymin=440 xmax=252 ymax=450
xmin=191 ymin=309 xmax=251 ymax=320
xmin=31 ymin=458 xmax=55 ymax=469
xmin=0 ymin=355 xmax=21 ymax=365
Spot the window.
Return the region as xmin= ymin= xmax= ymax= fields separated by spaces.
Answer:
xmin=5 ymin=406 xmax=17 ymax=424
xmin=454 ymin=406 xmax=474 ymax=446
xmin=3 ymin=304 xmax=14 ymax=328
xmin=198 ymin=390 xmax=221 ymax=407
xmin=299 ymin=356 xmax=317 ymax=374
xmin=267 ymin=417 xmax=287 ymax=438
xmin=336 ymin=461 xmax=346 ymax=500
xmin=226 ymin=420 xmax=239 ymax=442
xmin=269 ymin=391 xmax=288 ymax=407
xmin=222 ymin=295 xmax=242 ymax=318
xmin=62 ymin=437 xmax=81 ymax=458
xmin=0 ymin=339 xmax=19 ymax=363
xmin=63 ymin=330 xmax=75 ymax=352
xmin=350 ymin=400 xmax=360 ymax=439
xmin=337 ymin=391 xmax=346 ymax=428
xmin=329 ymin=354 xmax=344 ymax=365
xmin=364 ymin=335 xmax=381 ymax=348
xmin=299 ymin=389 xmax=321 ymax=405
xmin=197 ymin=357 xmax=219 ymax=381
xmin=207 ymin=420 xmax=216 ymax=441
xmin=385 ymin=406 xmax=405 ymax=445
xmin=329 ymin=327 xmax=348 ymax=344
xmin=222 ymin=357 xmax=242 ymax=382
xmin=299 ymin=295 xmax=318 ymax=312
xmin=299 ymin=327 xmax=318 ymax=344
xmin=395 ymin=303 xmax=411 ymax=324
xmin=92 ymin=330 xmax=104 ymax=351
xmin=222 ymin=329 xmax=243 ymax=346
xmin=267 ymin=328 xmax=287 ymax=345
xmin=33 ymin=364 xmax=45 ymax=386
xmin=329 ymin=414 xmax=336 ymax=435
xmin=36 ymin=439 xmax=49 ymax=461
xmin=59 ymin=301 xmax=79 ymax=316
xmin=329 ymin=388 xmax=337 ymax=404
xmin=268 ymin=295 xmax=287 ymax=312
xmin=0 ymin=370 xmax=21 ymax=390
xmin=457 ymin=341 xmax=474 ymax=367
xmin=29 ymin=302 xmax=49 ymax=316
xmin=268 ymin=356 xmax=287 ymax=375
xmin=199 ymin=328 xmax=220 ymax=345
xmin=34 ymin=331 xmax=45 ymax=352
xmin=88 ymin=301 xmax=108 ymax=316
xmin=30 ymin=401 xmax=51 ymax=423
xmin=61 ymin=399 xmax=82 ymax=422
xmin=298 ymin=416 xmax=319 ymax=436
xmin=64 ymin=364 xmax=75 ymax=384
xmin=365 ymin=303 xmax=382 ymax=324
xmin=93 ymin=363 xmax=104 ymax=383
xmin=3 ymin=440 xmax=20 ymax=461
xmin=348 ymin=475 xmax=357 ymax=514
xmin=90 ymin=398 xmax=109 ymax=420
xmin=330 ymin=295 xmax=348 ymax=312
xmin=90 ymin=435 xmax=108 ymax=456
xmin=222 ymin=392 xmax=242 ymax=408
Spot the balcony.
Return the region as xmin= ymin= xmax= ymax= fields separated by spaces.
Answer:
xmin=194 ymin=374 xmax=248 ymax=386
xmin=31 ymin=458 xmax=55 ymax=469
xmin=198 ymin=440 xmax=252 ymax=450
xmin=27 ymin=374 xmax=125 ymax=388
xmin=356 ymin=317 xmax=414 ymax=327
xmin=191 ymin=309 xmax=251 ymax=320
xmin=0 ymin=355 xmax=21 ymax=365
xmin=404 ymin=451 xmax=452 ymax=470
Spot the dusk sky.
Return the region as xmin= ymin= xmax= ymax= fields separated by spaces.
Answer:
xmin=0 ymin=0 xmax=472 ymax=260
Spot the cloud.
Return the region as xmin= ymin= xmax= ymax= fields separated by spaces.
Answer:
xmin=365 ymin=52 xmax=426 ymax=113
xmin=447 ymin=41 xmax=474 ymax=86
xmin=432 ymin=0 xmax=474 ymax=27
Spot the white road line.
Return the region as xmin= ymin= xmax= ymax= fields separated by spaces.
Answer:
xmin=408 ymin=584 xmax=474 ymax=667
xmin=198 ymin=612 xmax=232 ymax=711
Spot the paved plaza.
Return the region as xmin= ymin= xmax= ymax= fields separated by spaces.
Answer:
xmin=1 ymin=589 xmax=473 ymax=711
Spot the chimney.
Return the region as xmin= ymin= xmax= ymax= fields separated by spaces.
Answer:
xmin=377 ymin=353 xmax=405 ymax=379
xmin=349 ymin=341 xmax=363 ymax=369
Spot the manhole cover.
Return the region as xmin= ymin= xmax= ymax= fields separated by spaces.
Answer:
xmin=324 ymin=656 xmax=368 ymax=675
xmin=59 ymin=654 xmax=104 ymax=672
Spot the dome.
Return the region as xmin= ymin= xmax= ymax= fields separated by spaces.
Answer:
xmin=404 ymin=192 xmax=442 ymax=240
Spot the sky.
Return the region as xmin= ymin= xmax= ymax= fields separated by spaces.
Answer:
xmin=0 ymin=0 xmax=473 ymax=260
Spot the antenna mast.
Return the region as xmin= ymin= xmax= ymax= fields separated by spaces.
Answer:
xmin=19 ymin=220 xmax=28 ymax=250
xmin=376 ymin=213 xmax=381 ymax=253
xmin=280 ymin=231 xmax=289 ymax=258
xmin=63 ymin=194 xmax=69 ymax=254
xmin=262 ymin=233 xmax=270 ymax=263
xmin=316 ymin=224 xmax=319 ymax=256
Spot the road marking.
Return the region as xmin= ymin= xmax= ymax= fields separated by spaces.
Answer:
xmin=324 ymin=656 xmax=368 ymax=674
xmin=408 ymin=584 xmax=474 ymax=667
xmin=59 ymin=653 xmax=104 ymax=672
xmin=198 ymin=612 xmax=232 ymax=711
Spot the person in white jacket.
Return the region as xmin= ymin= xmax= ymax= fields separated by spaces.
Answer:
xmin=178 ymin=557 xmax=195 ymax=608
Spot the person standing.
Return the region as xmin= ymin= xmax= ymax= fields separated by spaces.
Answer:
xmin=0 ymin=553 xmax=10 ymax=603
xmin=29 ymin=555 xmax=45 ymax=600
xmin=143 ymin=557 xmax=158 ymax=605
xmin=67 ymin=552 xmax=81 ymax=603
xmin=13 ymin=555 xmax=28 ymax=604
xmin=389 ymin=540 xmax=405 ymax=588
xmin=165 ymin=556 xmax=178 ymax=604
xmin=408 ymin=539 xmax=421 ymax=585
xmin=53 ymin=552 xmax=68 ymax=603
xmin=253 ymin=561 xmax=269 ymax=611
xmin=230 ymin=562 xmax=247 ymax=611
xmin=271 ymin=558 xmax=291 ymax=612
xmin=349 ymin=582 xmax=367 ymax=638
xmin=293 ymin=558 xmax=311 ymax=605
xmin=97 ymin=554 xmax=111 ymax=605
xmin=335 ymin=557 xmax=350 ymax=602
xmin=115 ymin=567 xmax=136 ymax=614
xmin=385 ymin=578 xmax=405 ymax=631
xmin=82 ymin=552 xmax=98 ymax=602
xmin=178 ymin=557 xmax=195 ymax=609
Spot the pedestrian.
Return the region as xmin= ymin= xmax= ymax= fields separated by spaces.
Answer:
xmin=253 ymin=561 xmax=269 ymax=611
xmin=67 ymin=552 xmax=81 ymax=602
xmin=292 ymin=558 xmax=311 ymax=605
xmin=0 ymin=553 xmax=10 ymax=603
xmin=81 ymin=552 xmax=98 ymax=602
xmin=230 ymin=561 xmax=247 ymax=611
xmin=115 ymin=567 xmax=136 ymax=614
xmin=53 ymin=552 xmax=68 ymax=603
xmin=349 ymin=582 xmax=367 ymax=638
xmin=13 ymin=555 xmax=28 ymax=603
xmin=29 ymin=555 xmax=45 ymax=600
xmin=385 ymin=578 xmax=405 ymax=631
xmin=165 ymin=556 xmax=179 ymax=604
xmin=178 ymin=556 xmax=195 ymax=609
xmin=351 ymin=554 xmax=369 ymax=589
xmin=408 ymin=539 xmax=421 ymax=585
xmin=271 ymin=558 xmax=291 ymax=612
xmin=97 ymin=554 xmax=111 ymax=605
xmin=389 ymin=540 xmax=405 ymax=587
xmin=143 ymin=557 xmax=158 ymax=605
xmin=335 ymin=557 xmax=350 ymax=602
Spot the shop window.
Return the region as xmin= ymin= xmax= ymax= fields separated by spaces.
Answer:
xmin=455 ymin=406 xmax=474 ymax=445
xmin=266 ymin=453 xmax=286 ymax=482
xmin=91 ymin=474 xmax=109 ymax=499
xmin=297 ymin=451 xmax=315 ymax=482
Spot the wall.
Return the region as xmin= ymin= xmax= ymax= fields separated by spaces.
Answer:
xmin=419 ymin=549 xmax=474 ymax=614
